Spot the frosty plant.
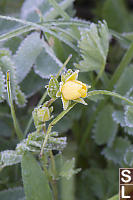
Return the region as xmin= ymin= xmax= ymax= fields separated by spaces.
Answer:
xmin=1 ymin=0 xmax=133 ymax=199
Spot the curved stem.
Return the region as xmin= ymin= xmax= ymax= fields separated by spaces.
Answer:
xmin=40 ymin=102 xmax=76 ymax=156
xmin=108 ymin=42 xmax=133 ymax=90
xmin=87 ymin=90 xmax=133 ymax=106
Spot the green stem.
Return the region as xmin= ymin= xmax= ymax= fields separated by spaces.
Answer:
xmin=40 ymin=102 xmax=76 ymax=156
xmin=87 ymin=90 xmax=133 ymax=106
xmin=6 ymin=71 xmax=23 ymax=140
xmin=24 ymin=55 xmax=72 ymax=137
xmin=80 ymin=89 xmax=133 ymax=148
xmin=48 ymin=0 xmax=70 ymax=20
xmin=49 ymin=150 xmax=58 ymax=200
xmin=80 ymin=42 xmax=133 ymax=149
xmin=108 ymin=42 xmax=133 ymax=90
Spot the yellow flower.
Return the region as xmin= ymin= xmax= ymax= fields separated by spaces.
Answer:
xmin=61 ymin=80 xmax=87 ymax=100
xmin=56 ymin=70 xmax=90 ymax=110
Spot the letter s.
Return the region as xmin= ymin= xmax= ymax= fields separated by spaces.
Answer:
xmin=121 ymin=170 xmax=131 ymax=183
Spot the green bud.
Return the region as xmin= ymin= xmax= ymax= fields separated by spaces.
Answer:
xmin=61 ymin=69 xmax=73 ymax=83
xmin=32 ymin=105 xmax=53 ymax=128
xmin=46 ymin=75 xmax=59 ymax=99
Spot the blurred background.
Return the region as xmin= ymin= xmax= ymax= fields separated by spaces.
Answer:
xmin=0 ymin=1 xmax=133 ymax=200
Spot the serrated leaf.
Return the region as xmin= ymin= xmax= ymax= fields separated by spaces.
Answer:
xmin=0 ymin=67 xmax=6 ymax=102
xmin=124 ymin=126 xmax=133 ymax=136
xmin=20 ymin=70 xmax=48 ymax=98
xmin=0 ymin=187 xmax=24 ymax=200
xmin=15 ymin=86 xmax=27 ymax=107
xmin=124 ymin=145 xmax=133 ymax=167
xmin=0 ymin=55 xmax=27 ymax=106
xmin=113 ymin=65 xmax=133 ymax=104
xmin=47 ymin=75 xmax=59 ymax=98
xmin=16 ymin=131 xmax=67 ymax=154
xmin=112 ymin=109 xmax=133 ymax=135
xmin=124 ymin=106 xmax=133 ymax=128
xmin=102 ymin=137 xmax=131 ymax=164
xmin=13 ymin=32 xmax=43 ymax=83
xmin=34 ymin=45 xmax=61 ymax=78
xmin=0 ymin=150 xmax=22 ymax=168
xmin=59 ymin=157 xmax=81 ymax=180
xmin=112 ymin=110 xmax=126 ymax=127
xmin=21 ymin=152 xmax=52 ymax=200
xmin=75 ymin=21 xmax=109 ymax=72
xmin=93 ymin=104 xmax=118 ymax=146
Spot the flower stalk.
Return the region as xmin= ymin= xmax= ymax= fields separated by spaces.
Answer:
xmin=6 ymin=71 xmax=23 ymax=140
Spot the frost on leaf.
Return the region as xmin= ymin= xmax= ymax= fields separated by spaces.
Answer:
xmin=0 ymin=150 xmax=22 ymax=168
xmin=0 ymin=67 xmax=6 ymax=102
xmin=75 ymin=21 xmax=109 ymax=72
xmin=16 ymin=131 xmax=67 ymax=154
xmin=13 ymin=32 xmax=43 ymax=83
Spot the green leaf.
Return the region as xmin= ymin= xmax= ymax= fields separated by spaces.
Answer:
xmin=102 ymin=137 xmax=131 ymax=164
xmin=13 ymin=32 xmax=43 ymax=83
xmin=21 ymin=152 xmax=52 ymax=200
xmin=20 ymin=0 xmax=49 ymax=21
xmin=75 ymin=21 xmax=109 ymax=73
xmin=15 ymin=86 xmax=27 ymax=107
xmin=124 ymin=145 xmax=133 ymax=167
xmin=53 ymin=103 xmax=82 ymax=133
xmin=124 ymin=126 xmax=133 ymax=136
xmin=20 ymin=70 xmax=48 ymax=98
xmin=16 ymin=131 xmax=67 ymax=154
xmin=34 ymin=44 xmax=62 ymax=78
xmin=47 ymin=75 xmax=59 ymax=98
xmin=113 ymin=65 xmax=133 ymax=104
xmin=0 ymin=187 xmax=24 ymax=200
xmin=0 ymin=150 xmax=22 ymax=168
xmin=93 ymin=104 xmax=118 ymax=146
xmin=59 ymin=157 xmax=81 ymax=180
xmin=81 ymin=167 xmax=119 ymax=200
xmin=21 ymin=0 xmax=74 ymax=22
xmin=112 ymin=109 xmax=133 ymax=135
xmin=112 ymin=110 xmax=126 ymax=127
xmin=0 ymin=67 xmax=6 ymax=102
xmin=125 ymin=106 xmax=133 ymax=128
xmin=44 ymin=0 xmax=75 ymax=20
xmin=0 ymin=55 xmax=17 ymax=98
xmin=0 ymin=55 xmax=27 ymax=106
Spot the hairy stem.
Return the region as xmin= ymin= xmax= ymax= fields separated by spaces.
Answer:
xmin=6 ymin=71 xmax=23 ymax=140
xmin=40 ymin=102 xmax=76 ymax=156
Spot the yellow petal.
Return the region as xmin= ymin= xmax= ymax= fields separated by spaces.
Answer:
xmin=61 ymin=80 xmax=87 ymax=100
xmin=66 ymin=70 xmax=79 ymax=82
